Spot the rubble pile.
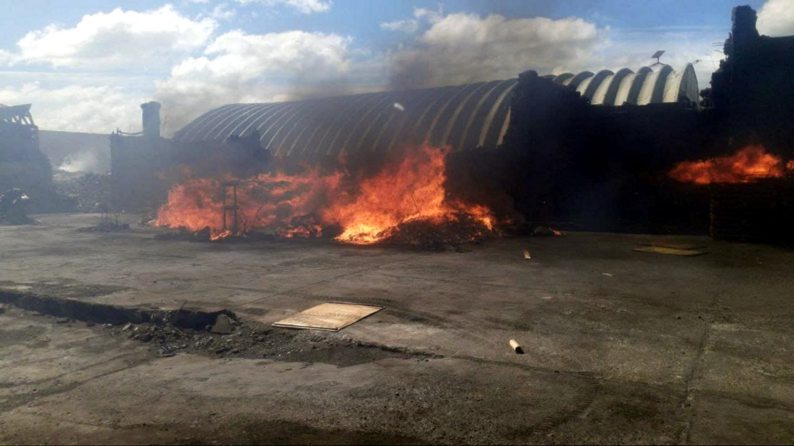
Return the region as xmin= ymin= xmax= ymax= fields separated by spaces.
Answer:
xmin=0 ymin=188 xmax=35 ymax=225
xmin=53 ymin=171 xmax=112 ymax=212
xmin=383 ymin=213 xmax=495 ymax=251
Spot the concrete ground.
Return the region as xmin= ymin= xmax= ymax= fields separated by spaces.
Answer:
xmin=0 ymin=213 xmax=792 ymax=444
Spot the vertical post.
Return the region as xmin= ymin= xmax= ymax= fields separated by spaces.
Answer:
xmin=221 ymin=181 xmax=240 ymax=234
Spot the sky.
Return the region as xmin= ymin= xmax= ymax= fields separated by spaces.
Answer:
xmin=0 ymin=0 xmax=792 ymax=135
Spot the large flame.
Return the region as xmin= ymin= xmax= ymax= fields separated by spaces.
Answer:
xmin=324 ymin=145 xmax=493 ymax=244
xmin=155 ymin=144 xmax=495 ymax=244
xmin=669 ymin=145 xmax=792 ymax=185
xmin=156 ymin=169 xmax=343 ymax=240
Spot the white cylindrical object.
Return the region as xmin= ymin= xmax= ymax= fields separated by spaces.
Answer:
xmin=509 ymin=339 xmax=523 ymax=354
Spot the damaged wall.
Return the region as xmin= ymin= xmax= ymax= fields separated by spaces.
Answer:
xmin=0 ymin=104 xmax=65 ymax=212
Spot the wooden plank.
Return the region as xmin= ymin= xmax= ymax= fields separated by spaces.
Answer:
xmin=273 ymin=303 xmax=383 ymax=331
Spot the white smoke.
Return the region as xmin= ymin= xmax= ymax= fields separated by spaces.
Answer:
xmin=57 ymin=151 xmax=101 ymax=173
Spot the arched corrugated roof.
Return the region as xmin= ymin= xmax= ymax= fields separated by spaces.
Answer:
xmin=550 ymin=64 xmax=699 ymax=106
xmin=174 ymin=64 xmax=698 ymax=157
xmin=175 ymin=80 xmax=518 ymax=157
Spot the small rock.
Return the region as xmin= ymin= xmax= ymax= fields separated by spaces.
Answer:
xmin=0 ymin=305 xmax=5 ymax=314
xmin=210 ymin=314 xmax=235 ymax=335
xmin=140 ymin=333 xmax=153 ymax=343
xmin=121 ymin=323 xmax=132 ymax=331
xmin=55 ymin=318 xmax=70 ymax=324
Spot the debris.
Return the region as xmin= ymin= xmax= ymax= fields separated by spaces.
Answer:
xmin=532 ymin=225 xmax=562 ymax=237
xmin=633 ymin=246 xmax=707 ymax=256
xmin=210 ymin=314 xmax=236 ymax=334
xmin=273 ymin=302 xmax=383 ymax=331
xmin=121 ymin=323 xmax=132 ymax=331
xmin=393 ymin=102 xmax=405 ymax=112
xmin=52 ymin=172 xmax=112 ymax=213
xmin=509 ymin=339 xmax=524 ymax=354
xmin=523 ymin=250 xmax=531 ymax=260
xmin=602 ymin=272 xmax=613 ymax=277
xmin=55 ymin=317 xmax=70 ymax=324
xmin=158 ymin=344 xmax=176 ymax=357
xmin=0 ymin=188 xmax=34 ymax=225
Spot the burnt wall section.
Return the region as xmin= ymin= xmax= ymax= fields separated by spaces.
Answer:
xmin=110 ymin=131 xmax=269 ymax=212
xmin=710 ymin=5 xmax=794 ymax=154
xmin=448 ymin=71 xmax=709 ymax=234
xmin=110 ymin=133 xmax=172 ymax=211
xmin=0 ymin=105 xmax=64 ymax=212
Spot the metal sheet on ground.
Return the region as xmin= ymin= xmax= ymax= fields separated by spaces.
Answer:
xmin=273 ymin=303 xmax=383 ymax=331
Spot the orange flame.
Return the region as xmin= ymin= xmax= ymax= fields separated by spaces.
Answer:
xmin=156 ymin=169 xmax=343 ymax=239
xmin=323 ymin=145 xmax=493 ymax=244
xmin=155 ymin=144 xmax=495 ymax=244
xmin=669 ymin=145 xmax=792 ymax=185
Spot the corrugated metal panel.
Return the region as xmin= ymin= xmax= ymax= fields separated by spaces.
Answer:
xmin=174 ymin=80 xmax=518 ymax=157
xmin=173 ymin=65 xmax=698 ymax=157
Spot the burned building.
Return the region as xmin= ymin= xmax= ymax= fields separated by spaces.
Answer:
xmin=0 ymin=104 xmax=61 ymax=213
xmin=108 ymin=4 xmax=794 ymax=241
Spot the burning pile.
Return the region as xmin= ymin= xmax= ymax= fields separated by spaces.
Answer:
xmin=669 ymin=145 xmax=794 ymax=185
xmin=155 ymin=145 xmax=496 ymax=246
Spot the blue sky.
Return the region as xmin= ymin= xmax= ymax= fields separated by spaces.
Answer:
xmin=0 ymin=0 xmax=764 ymax=53
xmin=0 ymin=0 xmax=788 ymax=134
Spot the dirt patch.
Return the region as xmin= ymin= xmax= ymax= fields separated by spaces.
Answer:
xmin=107 ymin=319 xmax=441 ymax=367
xmin=0 ymin=287 xmax=441 ymax=368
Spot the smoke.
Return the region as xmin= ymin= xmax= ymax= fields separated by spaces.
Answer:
xmin=57 ymin=151 xmax=102 ymax=173
xmin=153 ymin=29 xmax=359 ymax=134
xmin=387 ymin=13 xmax=604 ymax=89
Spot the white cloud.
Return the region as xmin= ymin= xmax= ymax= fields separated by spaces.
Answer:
xmin=388 ymin=13 xmax=604 ymax=88
xmin=236 ymin=0 xmax=331 ymax=14
xmin=413 ymin=6 xmax=444 ymax=24
xmin=758 ymin=0 xmax=794 ymax=37
xmin=154 ymin=29 xmax=354 ymax=132
xmin=380 ymin=19 xmax=419 ymax=34
xmin=210 ymin=3 xmax=237 ymax=21
xmin=7 ymin=5 xmax=215 ymax=69
xmin=0 ymin=82 xmax=140 ymax=133
xmin=380 ymin=6 xmax=443 ymax=35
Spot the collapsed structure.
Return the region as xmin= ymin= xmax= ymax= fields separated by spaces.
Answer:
xmin=0 ymin=104 xmax=62 ymax=214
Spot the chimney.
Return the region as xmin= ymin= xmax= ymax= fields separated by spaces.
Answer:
xmin=140 ymin=101 xmax=161 ymax=138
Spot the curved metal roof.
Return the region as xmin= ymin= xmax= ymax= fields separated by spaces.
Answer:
xmin=550 ymin=63 xmax=699 ymax=106
xmin=175 ymin=79 xmax=518 ymax=157
xmin=174 ymin=64 xmax=698 ymax=157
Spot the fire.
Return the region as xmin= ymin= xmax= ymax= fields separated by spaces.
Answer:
xmin=669 ymin=145 xmax=793 ymax=185
xmin=156 ymin=169 xmax=343 ymax=239
xmin=324 ymin=145 xmax=493 ymax=244
xmin=155 ymin=144 xmax=496 ymax=245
